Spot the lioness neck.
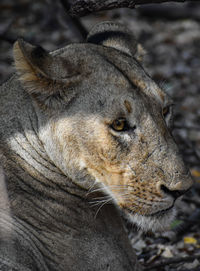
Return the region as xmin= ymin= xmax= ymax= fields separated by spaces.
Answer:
xmin=0 ymin=75 xmax=86 ymax=221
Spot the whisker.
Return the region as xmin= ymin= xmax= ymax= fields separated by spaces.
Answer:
xmin=86 ymin=182 xmax=99 ymax=196
xmin=87 ymin=187 xmax=106 ymax=195
xmin=92 ymin=195 xmax=112 ymax=201
xmin=94 ymin=198 xmax=113 ymax=219
xmin=89 ymin=196 xmax=113 ymax=207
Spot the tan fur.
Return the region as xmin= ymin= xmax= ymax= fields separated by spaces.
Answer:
xmin=13 ymin=41 xmax=52 ymax=93
xmin=124 ymin=100 xmax=132 ymax=113
xmin=14 ymin=41 xmax=37 ymax=82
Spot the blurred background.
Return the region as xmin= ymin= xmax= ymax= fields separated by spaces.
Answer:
xmin=0 ymin=1 xmax=200 ymax=270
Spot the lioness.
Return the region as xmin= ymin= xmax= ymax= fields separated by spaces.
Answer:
xmin=0 ymin=21 xmax=193 ymax=271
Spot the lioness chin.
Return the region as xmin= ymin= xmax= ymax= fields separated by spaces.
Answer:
xmin=0 ymin=21 xmax=193 ymax=271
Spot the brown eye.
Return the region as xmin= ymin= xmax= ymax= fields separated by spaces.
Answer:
xmin=111 ymin=118 xmax=128 ymax=131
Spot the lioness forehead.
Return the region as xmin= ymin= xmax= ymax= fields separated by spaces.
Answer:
xmin=55 ymin=43 xmax=167 ymax=110
xmin=14 ymin=35 xmax=168 ymax=114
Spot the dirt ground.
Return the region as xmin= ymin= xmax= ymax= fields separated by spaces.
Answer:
xmin=0 ymin=1 xmax=200 ymax=270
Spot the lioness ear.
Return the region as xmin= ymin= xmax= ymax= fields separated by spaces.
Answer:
xmin=87 ymin=21 xmax=145 ymax=62
xmin=13 ymin=39 xmax=82 ymax=107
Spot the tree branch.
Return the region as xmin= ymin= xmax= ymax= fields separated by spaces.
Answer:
xmin=60 ymin=0 xmax=88 ymax=39
xmin=63 ymin=0 xmax=200 ymax=17
xmin=144 ymin=254 xmax=200 ymax=270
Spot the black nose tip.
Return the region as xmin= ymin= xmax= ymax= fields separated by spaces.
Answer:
xmin=160 ymin=185 xmax=187 ymax=200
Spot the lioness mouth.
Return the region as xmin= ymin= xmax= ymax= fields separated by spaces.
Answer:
xmin=149 ymin=204 xmax=174 ymax=218
xmin=123 ymin=204 xmax=174 ymax=218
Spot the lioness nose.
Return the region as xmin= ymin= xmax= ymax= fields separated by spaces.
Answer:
xmin=160 ymin=184 xmax=187 ymax=200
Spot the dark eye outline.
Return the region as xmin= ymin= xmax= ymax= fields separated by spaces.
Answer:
xmin=162 ymin=105 xmax=171 ymax=119
xmin=110 ymin=118 xmax=135 ymax=132
xmin=162 ymin=103 xmax=174 ymax=130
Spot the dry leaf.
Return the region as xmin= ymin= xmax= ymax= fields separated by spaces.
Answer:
xmin=191 ymin=169 xmax=200 ymax=178
xmin=161 ymin=247 xmax=173 ymax=258
xmin=184 ymin=237 xmax=198 ymax=245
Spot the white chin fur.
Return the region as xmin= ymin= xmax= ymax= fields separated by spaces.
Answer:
xmin=125 ymin=207 xmax=177 ymax=233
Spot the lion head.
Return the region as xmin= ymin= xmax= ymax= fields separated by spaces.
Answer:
xmin=13 ymin=21 xmax=193 ymax=232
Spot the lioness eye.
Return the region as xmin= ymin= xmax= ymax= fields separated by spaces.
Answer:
xmin=111 ymin=118 xmax=129 ymax=131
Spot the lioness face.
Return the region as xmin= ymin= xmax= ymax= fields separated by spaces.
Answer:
xmin=14 ymin=22 xmax=193 ymax=232
xmin=43 ymin=47 xmax=192 ymax=232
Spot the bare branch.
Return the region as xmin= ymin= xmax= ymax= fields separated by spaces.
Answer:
xmin=63 ymin=0 xmax=199 ymax=17
xmin=144 ymin=254 xmax=200 ymax=270
xmin=60 ymin=0 xmax=88 ymax=39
